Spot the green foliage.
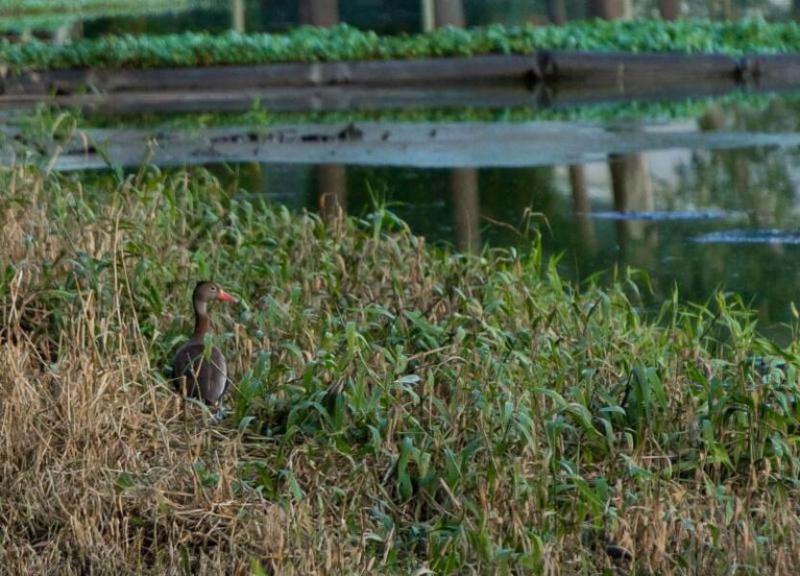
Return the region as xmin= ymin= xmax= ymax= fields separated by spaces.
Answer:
xmin=4 ymin=19 xmax=800 ymax=72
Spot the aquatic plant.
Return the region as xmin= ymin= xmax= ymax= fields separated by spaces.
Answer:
xmin=3 ymin=19 xmax=800 ymax=72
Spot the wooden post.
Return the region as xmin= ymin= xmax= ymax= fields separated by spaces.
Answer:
xmin=53 ymin=21 xmax=82 ymax=45
xmin=317 ymin=164 xmax=347 ymax=223
xmin=609 ymin=153 xmax=657 ymax=265
xmin=298 ymin=3 xmax=343 ymax=225
xmin=450 ymin=169 xmax=480 ymax=253
xmin=658 ymin=0 xmax=680 ymax=20
xmin=546 ymin=0 xmax=567 ymax=25
xmin=53 ymin=24 xmax=72 ymax=46
xmin=569 ymin=165 xmax=596 ymax=254
xmin=232 ymin=0 xmax=245 ymax=32
xmin=570 ymin=166 xmax=590 ymax=216
xmin=434 ymin=0 xmax=466 ymax=27
xmin=610 ymin=154 xmax=653 ymax=214
xmin=724 ymin=0 xmax=733 ymax=19
xmin=610 ymin=153 xmax=653 ymax=241
xmin=298 ymin=0 xmax=340 ymax=27
xmin=421 ymin=0 xmax=435 ymax=31
xmin=588 ymin=0 xmax=624 ymax=20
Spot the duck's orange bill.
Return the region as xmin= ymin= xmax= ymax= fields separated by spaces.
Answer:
xmin=218 ymin=289 xmax=237 ymax=303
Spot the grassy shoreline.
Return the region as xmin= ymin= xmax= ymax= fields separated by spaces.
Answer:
xmin=3 ymin=165 xmax=800 ymax=573
xmin=5 ymin=19 xmax=800 ymax=72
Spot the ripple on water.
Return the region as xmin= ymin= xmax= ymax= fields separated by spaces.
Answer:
xmin=692 ymin=229 xmax=800 ymax=245
xmin=586 ymin=210 xmax=737 ymax=222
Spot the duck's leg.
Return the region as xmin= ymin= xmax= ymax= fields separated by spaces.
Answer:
xmin=210 ymin=401 xmax=226 ymax=423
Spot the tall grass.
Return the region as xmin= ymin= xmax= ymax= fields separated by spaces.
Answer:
xmin=3 ymin=164 xmax=800 ymax=574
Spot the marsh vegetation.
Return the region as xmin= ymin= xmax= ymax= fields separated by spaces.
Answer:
xmin=3 ymin=164 xmax=800 ymax=573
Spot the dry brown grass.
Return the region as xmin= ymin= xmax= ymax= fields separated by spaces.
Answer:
xmin=0 ymin=167 xmax=364 ymax=575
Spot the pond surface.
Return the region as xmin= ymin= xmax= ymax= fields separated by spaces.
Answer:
xmin=196 ymin=144 xmax=797 ymax=336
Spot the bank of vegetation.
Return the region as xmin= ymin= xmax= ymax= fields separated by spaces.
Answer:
xmin=3 ymin=19 xmax=800 ymax=72
xmin=2 ymin=162 xmax=800 ymax=573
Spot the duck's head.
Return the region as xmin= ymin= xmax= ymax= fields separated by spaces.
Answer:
xmin=193 ymin=281 xmax=237 ymax=306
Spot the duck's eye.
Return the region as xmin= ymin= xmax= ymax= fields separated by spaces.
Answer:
xmin=210 ymin=285 xmax=218 ymax=291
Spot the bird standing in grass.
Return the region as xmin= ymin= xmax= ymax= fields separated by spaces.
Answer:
xmin=172 ymin=281 xmax=237 ymax=413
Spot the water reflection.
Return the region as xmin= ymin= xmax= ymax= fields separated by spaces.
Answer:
xmin=299 ymin=0 xmax=341 ymax=27
xmin=609 ymin=152 xmax=658 ymax=267
xmin=569 ymin=164 xmax=597 ymax=255
xmin=207 ymin=140 xmax=800 ymax=334
xmin=316 ymin=164 xmax=348 ymax=222
xmin=449 ymin=168 xmax=480 ymax=253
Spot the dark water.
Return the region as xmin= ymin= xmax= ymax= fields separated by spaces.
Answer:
xmin=166 ymin=96 xmax=800 ymax=341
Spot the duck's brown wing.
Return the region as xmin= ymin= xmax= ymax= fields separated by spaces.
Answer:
xmin=172 ymin=342 xmax=228 ymax=406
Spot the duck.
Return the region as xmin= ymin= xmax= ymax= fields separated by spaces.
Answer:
xmin=172 ymin=281 xmax=237 ymax=411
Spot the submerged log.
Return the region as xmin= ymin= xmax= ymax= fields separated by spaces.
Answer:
xmin=741 ymin=54 xmax=800 ymax=84
xmin=538 ymin=51 xmax=742 ymax=85
xmin=0 ymin=54 xmax=541 ymax=96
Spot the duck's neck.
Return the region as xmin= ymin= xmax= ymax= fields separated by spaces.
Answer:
xmin=192 ymin=300 xmax=211 ymax=341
